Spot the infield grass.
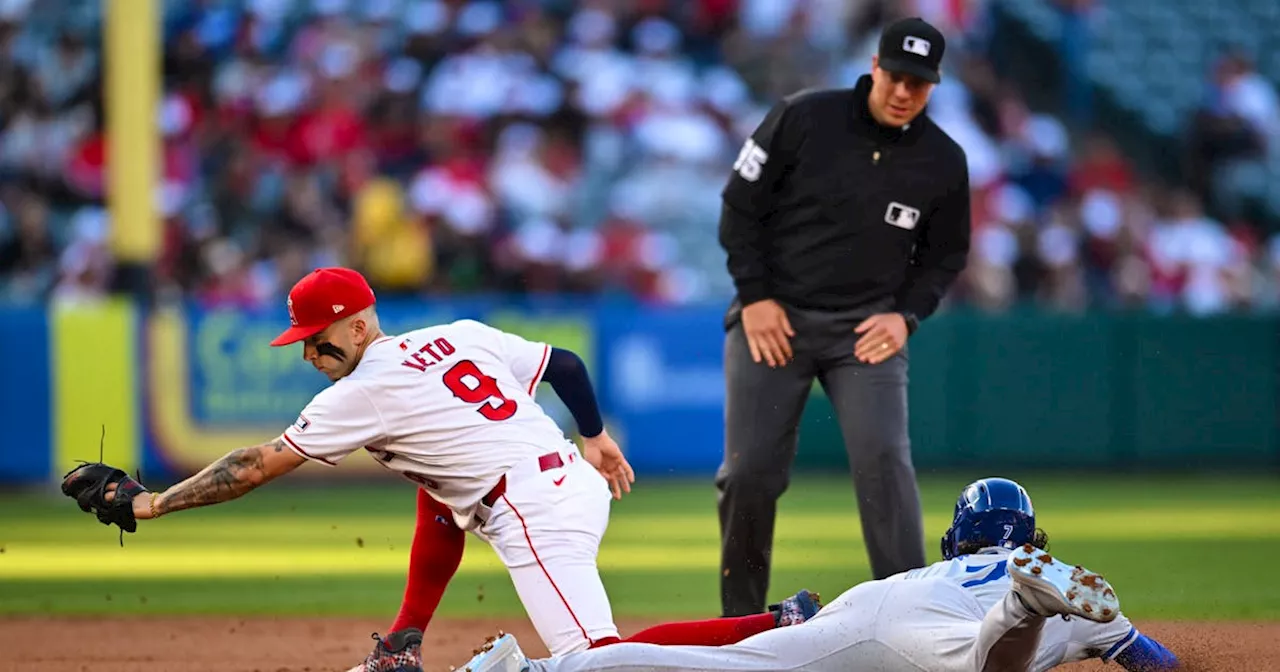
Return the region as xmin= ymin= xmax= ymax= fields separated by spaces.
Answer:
xmin=1 ymin=474 xmax=1278 ymax=620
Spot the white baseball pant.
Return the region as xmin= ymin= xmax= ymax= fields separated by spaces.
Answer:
xmin=474 ymin=445 xmax=620 ymax=656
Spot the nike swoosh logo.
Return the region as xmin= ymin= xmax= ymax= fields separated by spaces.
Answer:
xmin=553 ymin=476 xmax=566 ymax=487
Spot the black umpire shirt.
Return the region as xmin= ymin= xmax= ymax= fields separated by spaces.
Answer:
xmin=719 ymin=74 xmax=971 ymax=326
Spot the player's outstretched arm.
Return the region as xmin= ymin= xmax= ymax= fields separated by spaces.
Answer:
xmin=1113 ymin=631 xmax=1180 ymax=671
xmin=108 ymin=436 xmax=306 ymax=519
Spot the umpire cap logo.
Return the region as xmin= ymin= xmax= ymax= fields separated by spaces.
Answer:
xmin=885 ymin=202 xmax=921 ymax=230
xmin=903 ymin=36 xmax=931 ymax=57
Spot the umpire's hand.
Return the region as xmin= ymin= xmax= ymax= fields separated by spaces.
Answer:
xmin=742 ymin=299 xmax=795 ymax=368
xmin=854 ymin=313 xmax=908 ymax=365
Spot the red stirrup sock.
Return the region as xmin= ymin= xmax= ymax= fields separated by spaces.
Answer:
xmin=619 ymin=613 xmax=777 ymax=646
xmin=389 ymin=489 xmax=465 ymax=632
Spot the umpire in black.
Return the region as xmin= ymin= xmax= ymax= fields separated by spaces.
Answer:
xmin=715 ymin=17 xmax=971 ymax=617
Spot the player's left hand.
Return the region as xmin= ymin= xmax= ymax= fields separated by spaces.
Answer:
xmin=853 ymin=313 xmax=908 ymax=365
xmin=104 ymin=485 xmax=159 ymax=520
xmin=581 ymin=430 xmax=634 ymax=500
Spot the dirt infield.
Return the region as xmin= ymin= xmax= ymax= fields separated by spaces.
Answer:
xmin=1 ymin=616 xmax=1275 ymax=671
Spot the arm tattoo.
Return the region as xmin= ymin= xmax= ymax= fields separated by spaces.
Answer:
xmin=157 ymin=438 xmax=286 ymax=515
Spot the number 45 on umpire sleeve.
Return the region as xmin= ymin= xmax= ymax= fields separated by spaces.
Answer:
xmin=733 ymin=138 xmax=769 ymax=182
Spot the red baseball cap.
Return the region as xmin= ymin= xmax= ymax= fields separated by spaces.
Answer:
xmin=270 ymin=267 xmax=377 ymax=347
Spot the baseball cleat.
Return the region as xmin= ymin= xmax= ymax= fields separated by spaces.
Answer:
xmin=1008 ymin=544 xmax=1119 ymax=623
xmin=460 ymin=632 xmax=530 ymax=672
xmin=362 ymin=628 xmax=424 ymax=672
xmin=769 ymin=589 xmax=823 ymax=627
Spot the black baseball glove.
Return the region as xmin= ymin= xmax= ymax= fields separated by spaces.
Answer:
xmin=61 ymin=462 xmax=151 ymax=544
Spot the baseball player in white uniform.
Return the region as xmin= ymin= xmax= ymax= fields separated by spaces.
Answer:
xmin=96 ymin=267 xmax=820 ymax=672
xmin=459 ymin=478 xmax=1182 ymax=672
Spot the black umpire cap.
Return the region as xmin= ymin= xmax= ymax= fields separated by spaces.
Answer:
xmin=877 ymin=17 xmax=946 ymax=83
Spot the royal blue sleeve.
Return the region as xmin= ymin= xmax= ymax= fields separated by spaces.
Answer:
xmin=540 ymin=347 xmax=604 ymax=439
xmin=1112 ymin=631 xmax=1180 ymax=671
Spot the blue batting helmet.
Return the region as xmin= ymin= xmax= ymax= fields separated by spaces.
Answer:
xmin=940 ymin=477 xmax=1036 ymax=560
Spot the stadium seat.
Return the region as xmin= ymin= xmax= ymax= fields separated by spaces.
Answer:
xmin=1002 ymin=0 xmax=1280 ymax=223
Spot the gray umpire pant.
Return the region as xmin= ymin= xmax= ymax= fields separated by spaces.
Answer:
xmin=717 ymin=299 xmax=927 ymax=617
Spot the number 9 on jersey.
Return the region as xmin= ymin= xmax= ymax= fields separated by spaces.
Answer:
xmin=442 ymin=360 xmax=518 ymax=422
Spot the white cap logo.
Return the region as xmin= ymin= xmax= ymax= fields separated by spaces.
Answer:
xmin=286 ymin=297 xmax=298 ymax=326
xmin=903 ymin=36 xmax=931 ymax=57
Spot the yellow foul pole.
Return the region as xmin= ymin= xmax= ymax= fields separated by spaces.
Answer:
xmin=105 ymin=0 xmax=160 ymax=264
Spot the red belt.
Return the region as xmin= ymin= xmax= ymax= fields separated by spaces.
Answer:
xmin=481 ymin=451 xmax=566 ymax=507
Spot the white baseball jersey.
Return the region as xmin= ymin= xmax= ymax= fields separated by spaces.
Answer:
xmin=891 ymin=548 xmax=1140 ymax=667
xmin=281 ymin=319 xmax=574 ymax=521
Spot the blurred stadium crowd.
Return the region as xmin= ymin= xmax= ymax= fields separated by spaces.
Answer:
xmin=1 ymin=0 xmax=1279 ymax=315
